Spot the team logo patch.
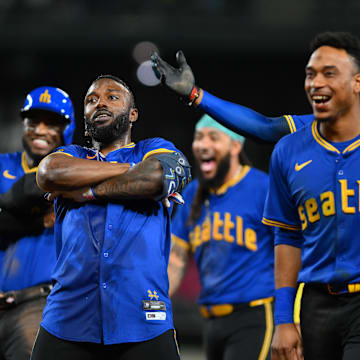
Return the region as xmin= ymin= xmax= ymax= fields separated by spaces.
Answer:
xmin=3 ymin=170 xmax=16 ymax=180
xmin=39 ymin=89 xmax=51 ymax=104
xmin=145 ymin=312 xmax=166 ymax=321
xmin=295 ymin=160 xmax=312 ymax=172
xmin=147 ymin=289 xmax=159 ymax=300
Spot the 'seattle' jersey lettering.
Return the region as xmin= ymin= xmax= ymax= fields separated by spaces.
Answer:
xmin=298 ymin=180 xmax=360 ymax=230
xmin=189 ymin=212 xmax=257 ymax=252
xmin=172 ymin=166 xmax=274 ymax=305
xmin=263 ymin=120 xmax=360 ymax=284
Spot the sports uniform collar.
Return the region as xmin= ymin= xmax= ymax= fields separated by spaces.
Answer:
xmin=210 ymin=165 xmax=251 ymax=195
xmin=21 ymin=152 xmax=38 ymax=173
xmin=312 ymin=120 xmax=360 ymax=154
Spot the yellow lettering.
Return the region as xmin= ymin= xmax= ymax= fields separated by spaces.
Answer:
xmin=298 ymin=205 xmax=307 ymax=231
xmin=339 ymin=179 xmax=355 ymax=214
xmin=236 ymin=216 xmax=243 ymax=246
xmin=201 ymin=217 xmax=211 ymax=243
xmin=39 ymin=89 xmax=51 ymax=104
xmin=305 ymin=198 xmax=320 ymax=223
xmin=224 ymin=212 xmax=234 ymax=243
xmin=245 ymin=228 xmax=257 ymax=251
xmin=320 ymin=191 xmax=335 ymax=217
xmin=213 ymin=212 xmax=223 ymax=240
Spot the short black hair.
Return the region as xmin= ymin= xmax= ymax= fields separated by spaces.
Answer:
xmin=310 ymin=31 xmax=360 ymax=71
xmin=92 ymin=74 xmax=136 ymax=108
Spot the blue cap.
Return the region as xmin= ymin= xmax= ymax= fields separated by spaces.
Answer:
xmin=20 ymin=86 xmax=75 ymax=145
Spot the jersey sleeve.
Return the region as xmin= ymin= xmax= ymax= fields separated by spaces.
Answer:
xmin=262 ymin=144 xmax=302 ymax=234
xmin=198 ymin=90 xmax=314 ymax=142
xmin=53 ymin=144 xmax=84 ymax=158
xmin=283 ymin=114 xmax=314 ymax=134
xmin=141 ymin=138 xmax=179 ymax=161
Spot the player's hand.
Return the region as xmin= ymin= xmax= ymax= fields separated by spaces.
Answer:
xmin=271 ymin=323 xmax=303 ymax=360
xmin=45 ymin=187 xmax=96 ymax=203
xmin=151 ymin=50 xmax=196 ymax=100
xmin=162 ymin=192 xmax=185 ymax=208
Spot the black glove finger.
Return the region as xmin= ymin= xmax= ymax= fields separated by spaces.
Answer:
xmin=151 ymin=52 xmax=175 ymax=79
xmin=176 ymin=50 xmax=188 ymax=69
xmin=151 ymin=52 xmax=163 ymax=80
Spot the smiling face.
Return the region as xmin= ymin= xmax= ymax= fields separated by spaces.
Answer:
xmin=192 ymin=127 xmax=239 ymax=183
xmin=305 ymin=45 xmax=360 ymax=122
xmin=84 ymin=78 xmax=138 ymax=144
xmin=22 ymin=109 xmax=66 ymax=164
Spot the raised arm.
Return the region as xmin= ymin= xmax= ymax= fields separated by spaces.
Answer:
xmin=168 ymin=239 xmax=190 ymax=297
xmin=152 ymin=51 xmax=293 ymax=142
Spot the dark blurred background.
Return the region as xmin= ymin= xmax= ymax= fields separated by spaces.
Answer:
xmin=0 ymin=0 xmax=358 ymax=356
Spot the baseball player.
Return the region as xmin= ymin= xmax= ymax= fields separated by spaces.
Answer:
xmin=32 ymin=75 xmax=191 ymax=360
xmin=169 ymin=114 xmax=274 ymax=360
xmin=263 ymin=32 xmax=360 ymax=360
xmin=0 ymin=86 xmax=75 ymax=360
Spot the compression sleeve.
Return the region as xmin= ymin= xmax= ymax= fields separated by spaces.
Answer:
xmin=198 ymin=90 xmax=292 ymax=142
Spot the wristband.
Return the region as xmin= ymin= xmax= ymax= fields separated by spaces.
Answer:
xmin=188 ymin=85 xmax=199 ymax=106
xmin=274 ymin=287 xmax=296 ymax=325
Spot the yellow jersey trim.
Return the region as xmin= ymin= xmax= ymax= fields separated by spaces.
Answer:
xmin=21 ymin=152 xmax=37 ymax=174
xmin=258 ymin=302 xmax=274 ymax=360
xmin=262 ymin=217 xmax=301 ymax=231
xmin=105 ymin=142 xmax=136 ymax=156
xmin=343 ymin=138 xmax=360 ymax=153
xmin=142 ymin=149 xmax=175 ymax=161
xmin=312 ymin=121 xmax=340 ymax=154
xmin=284 ymin=115 xmax=296 ymax=134
xmin=212 ymin=165 xmax=251 ymax=196
xmin=171 ymin=234 xmax=190 ymax=250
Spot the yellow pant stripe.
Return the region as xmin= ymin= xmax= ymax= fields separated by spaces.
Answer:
xmin=258 ymin=302 xmax=274 ymax=360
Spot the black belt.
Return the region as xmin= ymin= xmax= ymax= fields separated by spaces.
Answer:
xmin=309 ymin=283 xmax=360 ymax=295
xmin=0 ymin=283 xmax=53 ymax=310
xmin=200 ymin=297 xmax=274 ymax=318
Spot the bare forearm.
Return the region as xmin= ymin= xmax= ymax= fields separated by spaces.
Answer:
xmin=93 ymin=157 xmax=163 ymax=200
xmin=37 ymin=153 xmax=130 ymax=191
xmin=275 ymin=244 xmax=301 ymax=289
xmin=167 ymin=242 xmax=189 ymax=297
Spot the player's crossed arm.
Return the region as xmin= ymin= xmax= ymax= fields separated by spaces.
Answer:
xmin=38 ymin=151 xmax=191 ymax=205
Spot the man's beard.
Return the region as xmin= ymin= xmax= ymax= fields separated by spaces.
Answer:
xmin=197 ymin=152 xmax=231 ymax=190
xmin=85 ymin=110 xmax=130 ymax=144
xmin=22 ymin=138 xmax=48 ymax=167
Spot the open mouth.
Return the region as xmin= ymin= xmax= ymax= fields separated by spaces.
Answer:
xmin=32 ymin=138 xmax=49 ymax=150
xmin=312 ymin=95 xmax=331 ymax=105
xmin=199 ymin=157 xmax=216 ymax=172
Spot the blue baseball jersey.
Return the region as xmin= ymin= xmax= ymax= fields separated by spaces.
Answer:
xmin=263 ymin=120 xmax=360 ymax=284
xmin=41 ymin=138 xmax=180 ymax=345
xmin=172 ymin=166 xmax=274 ymax=305
xmin=0 ymin=152 xmax=55 ymax=291
xmin=283 ymin=114 xmax=314 ymax=134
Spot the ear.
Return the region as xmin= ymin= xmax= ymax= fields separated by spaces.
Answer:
xmin=230 ymin=140 xmax=242 ymax=157
xmin=354 ymin=73 xmax=360 ymax=94
xmin=129 ymin=108 xmax=138 ymax=124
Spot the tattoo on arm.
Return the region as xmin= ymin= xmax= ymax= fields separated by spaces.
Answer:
xmin=93 ymin=157 xmax=163 ymax=200
xmin=168 ymin=241 xmax=189 ymax=297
